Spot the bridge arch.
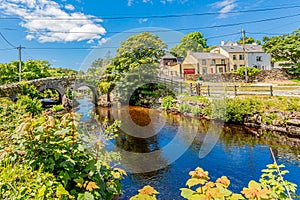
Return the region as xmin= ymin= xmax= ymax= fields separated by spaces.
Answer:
xmin=71 ymin=82 xmax=99 ymax=104
xmin=37 ymin=85 xmax=65 ymax=103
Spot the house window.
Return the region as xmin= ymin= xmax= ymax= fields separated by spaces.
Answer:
xmin=202 ymin=67 xmax=207 ymax=74
xmin=234 ymin=64 xmax=238 ymax=70
xmin=210 ymin=68 xmax=214 ymax=74
xmin=202 ymin=59 xmax=206 ymax=65
xmin=240 ymin=65 xmax=245 ymax=68
xmin=233 ymin=55 xmax=237 ymax=60
xmin=219 ymin=68 xmax=223 ymax=73
xmin=239 ymin=55 xmax=244 ymax=60
xmin=256 ymin=56 xmax=262 ymax=62
xmin=221 ymin=59 xmax=225 ymax=64
xmin=211 ymin=59 xmax=216 ymax=65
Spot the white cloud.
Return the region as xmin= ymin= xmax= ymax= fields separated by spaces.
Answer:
xmin=26 ymin=34 xmax=35 ymax=40
xmin=0 ymin=0 xmax=106 ymax=43
xmin=65 ymin=4 xmax=75 ymax=11
xmin=128 ymin=0 xmax=187 ymax=6
xmin=90 ymin=37 xmax=110 ymax=48
xmin=160 ymin=0 xmax=173 ymax=4
xmin=128 ymin=0 xmax=134 ymax=6
xmin=98 ymin=38 xmax=110 ymax=46
xmin=211 ymin=0 xmax=237 ymax=18
xmin=138 ymin=18 xmax=148 ymax=24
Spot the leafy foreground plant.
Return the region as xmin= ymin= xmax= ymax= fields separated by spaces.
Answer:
xmin=0 ymin=110 xmax=126 ymax=199
xmin=131 ymin=163 xmax=297 ymax=200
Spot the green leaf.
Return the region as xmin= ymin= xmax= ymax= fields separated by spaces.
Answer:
xmin=180 ymin=188 xmax=195 ymax=199
xmin=37 ymin=185 xmax=46 ymax=197
xmin=56 ymin=184 xmax=69 ymax=195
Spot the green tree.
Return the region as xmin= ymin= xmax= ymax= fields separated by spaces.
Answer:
xmin=100 ymin=32 xmax=167 ymax=101
xmin=263 ymin=29 xmax=300 ymax=68
xmin=0 ymin=62 xmax=18 ymax=84
xmin=170 ymin=32 xmax=207 ymax=57
xmin=0 ymin=60 xmax=52 ymax=84
xmin=112 ymin=32 xmax=167 ymax=72
xmin=22 ymin=60 xmax=51 ymax=80
xmin=237 ymin=37 xmax=261 ymax=45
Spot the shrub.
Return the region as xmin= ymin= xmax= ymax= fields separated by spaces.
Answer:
xmin=161 ymin=96 xmax=174 ymax=110
xmin=16 ymin=95 xmax=42 ymax=116
xmin=236 ymin=66 xmax=261 ymax=77
xmin=0 ymin=161 xmax=69 ymax=199
xmin=179 ymin=104 xmax=192 ymax=113
xmin=51 ymin=104 xmax=64 ymax=112
xmin=191 ymin=106 xmax=202 ymax=116
xmin=1 ymin=110 xmax=125 ymax=199
xmin=225 ymin=98 xmax=261 ymax=123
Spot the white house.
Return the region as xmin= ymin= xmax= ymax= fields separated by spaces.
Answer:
xmin=211 ymin=41 xmax=271 ymax=70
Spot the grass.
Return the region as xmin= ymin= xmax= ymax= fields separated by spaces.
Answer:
xmin=292 ymin=78 xmax=300 ymax=83
xmin=180 ymin=94 xmax=209 ymax=104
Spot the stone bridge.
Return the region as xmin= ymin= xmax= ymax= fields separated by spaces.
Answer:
xmin=0 ymin=75 xmax=103 ymax=104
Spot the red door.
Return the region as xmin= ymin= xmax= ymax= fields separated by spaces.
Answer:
xmin=184 ymin=69 xmax=195 ymax=74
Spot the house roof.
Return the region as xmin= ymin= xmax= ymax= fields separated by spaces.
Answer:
xmin=220 ymin=44 xmax=264 ymax=53
xmin=190 ymin=52 xmax=228 ymax=59
xmin=161 ymin=52 xmax=177 ymax=59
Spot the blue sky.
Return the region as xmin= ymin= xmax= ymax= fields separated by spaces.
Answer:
xmin=0 ymin=0 xmax=300 ymax=70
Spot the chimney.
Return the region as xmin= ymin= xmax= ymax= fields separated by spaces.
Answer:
xmin=221 ymin=40 xmax=225 ymax=46
xmin=187 ymin=50 xmax=192 ymax=56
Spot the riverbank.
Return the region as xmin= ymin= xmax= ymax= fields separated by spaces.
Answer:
xmin=160 ymin=95 xmax=300 ymax=146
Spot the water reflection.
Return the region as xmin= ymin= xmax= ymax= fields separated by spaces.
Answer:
xmin=94 ymin=105 xmax=300 ymax=199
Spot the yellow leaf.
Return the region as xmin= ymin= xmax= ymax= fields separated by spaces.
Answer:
xmin=85 ymin=181 xmax=99 ymax=192
xmin=138 ymin=186 xmax=159 ymax=195
xmin=216 ymin=176 xmax=230 ymax=188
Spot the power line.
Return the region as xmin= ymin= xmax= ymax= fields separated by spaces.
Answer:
xmin=247 ymin=32 xmax=286 ymax=35
xmin=19 ymin=12 xmax=300 ymax=35
xmin=0 ymin=4 xmax=300 ymax=21
xmin=0 ymin=48 xmax=15 ymax=51
xmin=0 ymin=32 xmax=16 ymax=48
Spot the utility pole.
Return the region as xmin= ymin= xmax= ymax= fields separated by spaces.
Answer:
xmin=16 ymin=45 xmax=24 ymax=82
xmin=242 ymin=28 xmax=247 ymax=82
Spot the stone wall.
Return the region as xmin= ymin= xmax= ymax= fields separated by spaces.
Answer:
xmin=163 ymin=98 xmax=300 ymax=146
xmin=185 ymin=70 xmax=296 ymax=82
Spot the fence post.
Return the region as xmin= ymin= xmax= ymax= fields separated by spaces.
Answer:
xmin=207 ymin=85 xmax=210 ymax=96
xmin=190 ymin=83 xmax=193 ymax=96
xmin=171 ymin=78 xmax=173 ymax=90
xmin=180 ymin=82 xmax=183 ymax=94
xmin=199 ymin=83 xmax=202 ymax=96
xmin=270 ymin=85 xmax=273 ymax=96
xmin=234 ymin=85 xmax=237 ymax=97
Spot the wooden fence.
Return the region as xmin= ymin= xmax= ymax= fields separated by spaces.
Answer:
xmin=155 ymin=77 xmax=300 ymax=97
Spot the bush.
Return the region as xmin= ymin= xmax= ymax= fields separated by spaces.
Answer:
xmin=51 ymin=104 xmax=64 ymax=112
xmin=225 ymin=98 xmax=261 ymax=123
xmin=0 ymin=161 xmax=69 ymax=199
xmin=191 ymin=106 xmax=202 ymax=116
xmin=0 ymin=106 xmax=125 ymax=199
xmin=236 ymin=66 xmax=261 ymax=77
xmin=161 ymin=96 xmax=174 ymax=110
xmin=179 ymin=104 xmax=192 ymax=113
xmin=16 ymin=95 xmax=42 ymax=116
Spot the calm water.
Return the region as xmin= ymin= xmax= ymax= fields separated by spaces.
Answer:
xmin=77 ymin=99 xmax=300 ymax=199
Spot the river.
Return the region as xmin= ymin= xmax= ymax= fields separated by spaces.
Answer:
xmin=76 ymin=98 xmax=300 ymax=199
